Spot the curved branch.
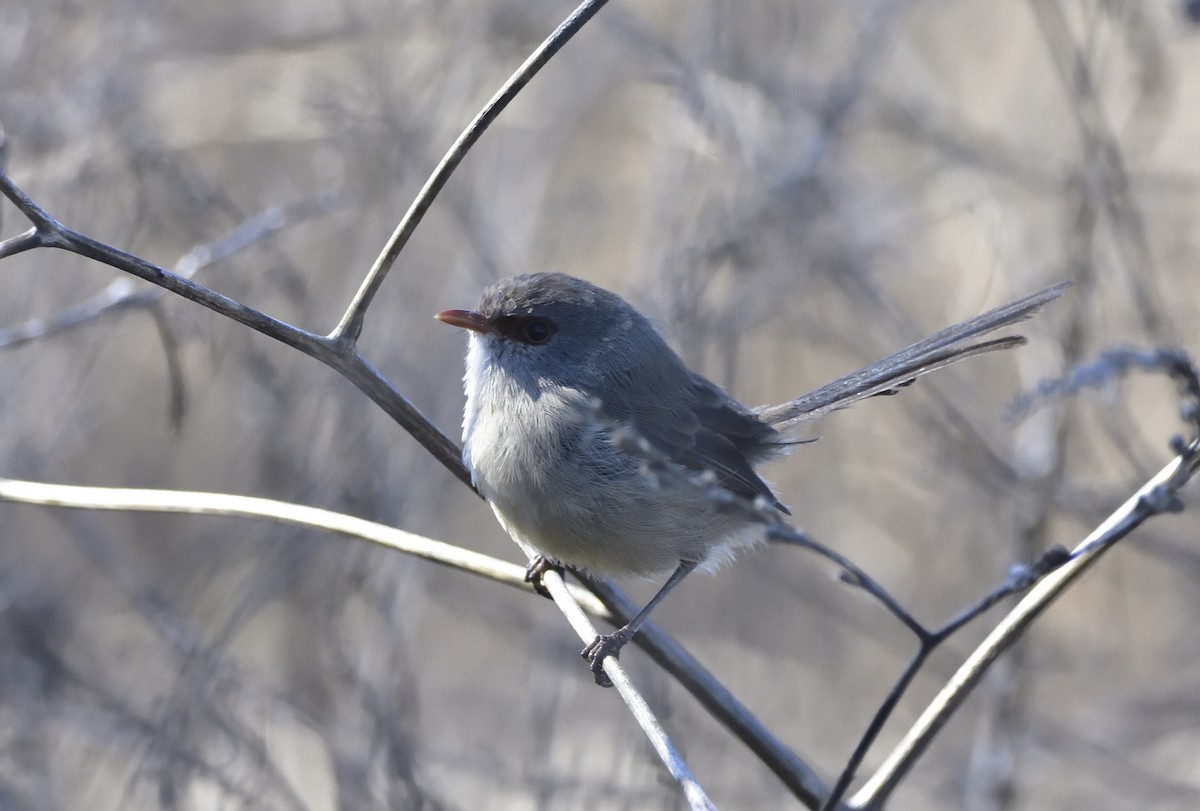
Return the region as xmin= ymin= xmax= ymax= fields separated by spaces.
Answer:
xmin=538 ymin=568 xmax=716 ymax=811
xmin=852 ymin=442 xmax=1200 ymax=809
xmin=0 ymin=475 xmax=716 ymax=807
xmin=0 ymin=477 xmax=608 ymax=616
xmin=330 ymin=0 xmax=612 ymax=343
xmin=0 ymin=173 xmax=471 ymax=487
xmin=0 ymin=194 xmax=341 ymax=349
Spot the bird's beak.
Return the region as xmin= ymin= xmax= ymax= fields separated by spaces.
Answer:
xmin=435 ymin=309 xmax=495 ymax=334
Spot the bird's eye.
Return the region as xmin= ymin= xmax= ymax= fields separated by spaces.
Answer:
xmin=491 ymin=314 xmax=557 ymax=344
xmin=521 ymin=318 xmax=554 ymax=344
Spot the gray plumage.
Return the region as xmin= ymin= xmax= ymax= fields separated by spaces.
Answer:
xmin=455 ymin=273 xmax=786 ymax=575
xmin=440 ymin=272 xmax=1067 ymax=577
xmin=436 ymin=272 xmax=1067 ymax=683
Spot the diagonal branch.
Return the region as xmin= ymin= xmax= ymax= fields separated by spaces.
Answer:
xmin=0 ymin=172 xmax=470 ymax=487
xmin=851 ymin=441 xmax=1199 ymax=809
xmin=539 ymin=569 xmax=717 ymax=811
xmin=0 ymin=193 xmax=342 ymax=349
xmin=851 ymin=344 xmax=1200 ymax=809
xmin=330 ymin=0 xmax=612 ymax=344
xmin=0 ymin=475 xmax=719 ymax=807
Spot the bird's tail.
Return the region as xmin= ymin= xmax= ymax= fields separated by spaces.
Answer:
xmin=755 ymin=281 xmax=1071 ymax=430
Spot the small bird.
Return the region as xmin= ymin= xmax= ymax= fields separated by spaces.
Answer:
xmin=437 ymin=273 xmax=1067 ymax=685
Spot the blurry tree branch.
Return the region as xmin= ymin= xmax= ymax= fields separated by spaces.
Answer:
xmin=332 ymin=0 xmax=610 ymax=343
xmin=0 ymin=193 xmax=343 ymax=350
xmin=0 ymin=478 xmax=607 ymax=616
xmin=853 ymin=347 xmax=1200 ymax=809
xmin=2 ymin=0 xmax=1197 ymax=807
xmin=0 ymin=1 xmax=733 ymax=805
xmin=1029 ymin=0 xmax=1178 ymax=345
xmin=0 ymin=171 xmax=469 ymax=488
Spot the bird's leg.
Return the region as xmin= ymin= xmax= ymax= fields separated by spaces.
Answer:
xmin=524 ymin=554 xmax=563 ymax=600
xmin=582 ymin=559 xmax=699 ymax=687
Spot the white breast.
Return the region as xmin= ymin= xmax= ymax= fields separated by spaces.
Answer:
xmin=460 ymin=334 xmax=762 ymax=576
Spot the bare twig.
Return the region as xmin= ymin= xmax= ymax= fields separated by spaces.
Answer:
xmin=330 ymin=0 xmax=612 ymax=344
xmin=0 ymin=194 xmax=342 ymax=350
xmin=0 ymin=476 xmax=720 ymax=805
xmin=0 ymin=477 xmax=608 ymax=617
xmin=0 ymin=172 xmax=469 ymax=487
xmin=852 ymin=441 xmax=1199 ymax=809
xmin=539 ymin=569 xmax=717 ymax=811
xmin=852 ymin=348 xmax=1200 ymax=809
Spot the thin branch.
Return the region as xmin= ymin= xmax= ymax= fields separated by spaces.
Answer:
xmin=0 ymin=173 xmax=471 ymax=487
xmin=817 ymin=545 xmax=1070 ymax=811
xmin=0 ymin=477 xmax=608 ymax=618
xmin=146 ymin=303 xmax=188 ymax=427
xmin=853 ymin=346 xmax=1200 ymax=808
xmin=538 ymin=568 xmax=716 ymax=811
xmin=329 ymin=0 xmax=612 ymax=344
xmin=0 ymin=173 xmax=326 ymax=352
xmin=0 ymin=194 xmax=342 ymax=349
xmin=927 ymin=548 xmax=1071 ymax=643
xmin=852 ymin=440 xmax=1199 ymax=809
xmin=581 ymin=574 xmax=838 ymax=810
xmin=770 ymin=526 xmax=929 ymax=639
xmin=0 ymin=228 xmax=41 ymax=260
xmin=0 ymin=472 xmax=732 ymax=806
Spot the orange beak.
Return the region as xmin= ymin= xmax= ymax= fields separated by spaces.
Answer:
xmin=435 ymin=309 xmax=495 ymax=334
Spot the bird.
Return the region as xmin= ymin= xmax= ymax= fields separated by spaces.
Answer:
xmin=436 ymin=273 xmax=1068 ymax=685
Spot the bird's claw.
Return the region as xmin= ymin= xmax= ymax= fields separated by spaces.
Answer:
xmin=582 ymin=629 xmax=632 ymax=688
xmin=524 ymin=555 xmax=563 ymax=600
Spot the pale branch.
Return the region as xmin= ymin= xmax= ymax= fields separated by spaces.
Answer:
xmin=579 ymin=573 xmax=839 ymax=810
xmin=0 ymin=477 xmax=609 ymax=618
xmin=851 ymin=347 xmax=1200 ymax=809
xmin=853 ymin=441 xmax=1199 ymax=809
xmin=539 ymin=568 xmax=717 ymax=811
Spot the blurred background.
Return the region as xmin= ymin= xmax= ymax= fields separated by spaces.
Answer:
xmin=1 ymin=1 xmax=1199 ymax=808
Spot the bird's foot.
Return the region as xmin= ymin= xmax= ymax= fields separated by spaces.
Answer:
xmin=581 ymin=628 xmax=633 ymax=688
xmin=524 ymin=555 xmax=563 ymax=600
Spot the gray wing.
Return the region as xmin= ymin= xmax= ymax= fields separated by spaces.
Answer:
xmin=602 ymin=368 xmax=789 ymax=514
